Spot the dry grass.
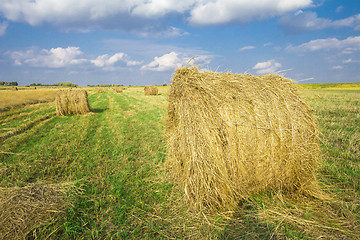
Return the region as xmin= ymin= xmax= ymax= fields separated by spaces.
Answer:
xmin=0 ymin=90 xmax=57 ymax=111
xmin=144 ymin=85 xmax=158 ymax=96
xmin=55 ymin=89 xmax=91 ymax=116
xmin=166 ymin=67 xmax=321 ymax=211
xmin=0 ymin=183 xmax=76 ymax=240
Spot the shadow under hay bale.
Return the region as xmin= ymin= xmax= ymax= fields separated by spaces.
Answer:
xmin=166 ymin=67 xmax=321 ymax=211
xmin=144 ymin=85 xmax=158 ymax=96
xmin=0 ymin=184 xmax=68 ymax=240
xmin=56 ymin=89 xmax=91 ymax=116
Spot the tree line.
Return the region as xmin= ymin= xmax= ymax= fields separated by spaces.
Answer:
xmin=29 ymin=82 xmax=78 ymax=87
xmin=0 ymin=81 xmax=18 ymax=86
xmin=87 ymin=84 xmax=124 ymax=87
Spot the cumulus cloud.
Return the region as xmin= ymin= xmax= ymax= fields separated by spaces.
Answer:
xmin=141 ymin=51 xmax=212 ymax=71
xmin=252 ymin=59 xmax=282 ymax=74
xmin=131 ymin=0 xmax=195 ymax=18
xmin=0 ymin=21 xmax=8 ymax=36
xmin=279 ymin=11 xmax=360 ymax=33
xmin=91 ymin=52 xmax=141 ymax=70
xmin=0 ymin=0 xmax=313 ymax=32
xmin=239 ymin=46 xmax=256 ymax=51
xmin=188 ymin=0 xmax=313 ymax=26
xmin=8 ymin=46 xmax=88 ymax=68
xmin=6 ymin=46 xmax=144 ymax=71
xmin=286 ymin=36 xmax=360 ymax=54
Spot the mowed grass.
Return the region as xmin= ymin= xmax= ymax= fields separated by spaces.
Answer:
xmin=0 ymin=86 xmax=359 ymax=239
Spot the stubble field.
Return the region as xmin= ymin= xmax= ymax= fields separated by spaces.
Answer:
xmin=0 ymin=84 xmax=359 ymax=239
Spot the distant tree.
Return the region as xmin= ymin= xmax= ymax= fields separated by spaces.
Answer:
xmin=7 ymin=82 xmax=18 ymax=86
xmin=0 ymin=81 xmax=4 ymax=86
xmin=55 ymin=82 xmax=78 ymax=87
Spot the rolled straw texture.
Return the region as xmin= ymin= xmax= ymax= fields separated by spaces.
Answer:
xmin=166 ymin=67 xmax=321 ymax=210
xmin=144 ymin=85 xmax=158 ymax=95
xmin=56 ymin=89 xmax=90 ymax=116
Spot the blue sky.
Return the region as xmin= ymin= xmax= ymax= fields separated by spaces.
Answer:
xmin=0 ymin=0 xmax=359 ymax=86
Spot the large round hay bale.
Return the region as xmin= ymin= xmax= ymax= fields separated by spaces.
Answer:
xmin=166 ymin=67 xmax=321 ymax=210
xmin=56 ymin=89 xmax=90 ymax=116
xmin=144 ymin=85 xmax=158 ymax=95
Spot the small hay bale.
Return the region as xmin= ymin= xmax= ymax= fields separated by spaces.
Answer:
xmin=97 ymin=88 xmax=104 ymax=93
xmin=0 ymin=184 xmax=67 ymax=240
xmin=166 ymin=67 xmax=321 ymax=211
xmin=56 ymin=89 xmax=90 ymax=116
xmin=144 ymin=85 xmax=158 ymax=96
xmin=114 ymin=87 xmax=123 ymax=93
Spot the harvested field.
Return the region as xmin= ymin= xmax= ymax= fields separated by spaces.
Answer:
xmin=0 ymin=85 xmax=358 ymax=239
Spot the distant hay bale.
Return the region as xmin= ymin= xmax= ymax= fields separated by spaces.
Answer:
xmin=97 ymin=89 xmax=104 ymax=93
xmin=56 ymin=89 xmax=90 ymax=116
xmin=144 ymin=85 xmax=158 ymax=96
xmin=166 ymin=67 xmax=321 ymax=211
xmin=0 ymin=184 xmax=68 ymax=240
xmin=114 ymin=87 xmax=123 ymax=93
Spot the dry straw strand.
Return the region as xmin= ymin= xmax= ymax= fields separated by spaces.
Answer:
xmin=55 ymin=89 xmax=91 ymax=116
xmin=0 ymin=184 xmax=70 ymax=240
xmin=144 ymin=85 xmax=158 ymax=96
xmin=166 ymin=66 xmax=321 ymax=211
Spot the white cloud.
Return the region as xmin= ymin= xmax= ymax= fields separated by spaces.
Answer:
xmin=141 ymin=51 xmax=212 ymax=71
xmin=279 ymin=11 xmax=360 ymax=33
xmin=263 ymin=42 xmax=274 ymax=47
xmin=239 ymin=46 xmax=256 ymax=51
xmin=7 ymin=46 xmax=143 ymax=70
xmin=0 ymin=0 xmax=313 ymax=32
xmin=335 ymin=6 xmax=343 ymax=13
xmin=8 ymin=46 xmax=88 ymax=68
xmin=91 ymin=52 xmax=141 ymax=70
xmin=252 ymin=59 xmax=282 ymax=74
xmin=332 ymin=65 xmax=344 ymax=70
xmin=131 ymin=0 xmax=195 ymax=18
xmin=137 ymin=26 xmax=188 ymax=38
xmin=0 ymin=21 xmax=8 ymax=36
xmin=343 ymin=58 xmax=352 ymax=63
xmin=188 ymin=0 xmax=313 ymax=26
xmin=286 ymin=36 xmax=360 ymax=54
